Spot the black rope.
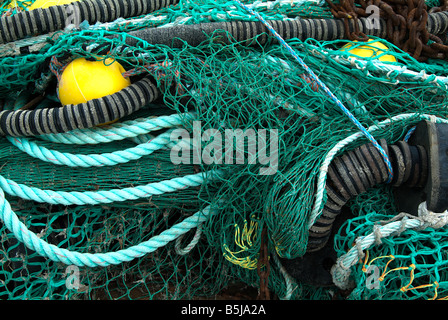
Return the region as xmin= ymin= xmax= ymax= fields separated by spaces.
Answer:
xmin=118 ymin=11 xmax=448 ymax=48
xmin=0 ymin=77 xmax=158 ymax=136
xmin=306 ymin=139 xmax=428 ymax=252
xmin=0 ymin=0 xmax=180 ymax=44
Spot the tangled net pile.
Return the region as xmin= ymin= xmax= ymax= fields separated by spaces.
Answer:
xmin=2 ymin=0 xmax=448 ymax=300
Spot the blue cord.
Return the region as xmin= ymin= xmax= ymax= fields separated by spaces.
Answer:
xmin=234 ymin=0 xmax=394 ymax=183
xmin=404 ymin=126 xmax=416 ymax=142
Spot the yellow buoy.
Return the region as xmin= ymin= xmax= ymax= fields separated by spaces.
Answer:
xmin=28 ymin=0 xmax=80 ymax=10
xmin=58 ymin=57 xmax=131 ymax=125
xmin=341 ymin=39 xmax=397 ymax=63
xmin=8 ymin=0 xmax=80 ymax=10
xmin=7 ymin=0 xmax=80 ymax=11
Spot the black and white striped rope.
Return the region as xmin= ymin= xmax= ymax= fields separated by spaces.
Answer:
xmin=0 ymin=77 xmax=159 ymax=136
xmin=0 ymin=0 xmax=180 ymax=44
xmin=119 ymin=11 xmax=448 ymax=47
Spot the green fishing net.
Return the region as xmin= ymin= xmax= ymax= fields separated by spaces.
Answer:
xmin=332 ymin=186 xmax=448 ymax=300
xmin=1 ymin=0 xmax=448 ymax=300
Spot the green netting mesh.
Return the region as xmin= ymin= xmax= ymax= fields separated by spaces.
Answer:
xmin=1 ymin=0 xmax=448 ymax=301
xmin=332 ymin=186 xmax=448 ymax=300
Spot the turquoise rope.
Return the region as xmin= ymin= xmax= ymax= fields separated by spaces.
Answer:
xmin=0 ymin=170 xmax=223 ymax=205
xmin=8 ymin=129 xmax=174 ymax=167
xmin=175 ymin=224 xmax=203 ymax=255
xmin=0 ymin=188 xmax=214 ymax=267
xmin=0 ymin=110 xmax=220 ymax=266
xmin=234 ymin=0 xmax=394 ymax=183
xmin=38 ymin=113 xmax=193 ymax=145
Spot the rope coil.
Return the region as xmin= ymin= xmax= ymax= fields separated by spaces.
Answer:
xmin=0 ymin=186 xmax=215 ymax=267
xmin=8 ymin=129 xmax=175 ymax=167
xmin=0 ymin=169 xmax=223 ymax=205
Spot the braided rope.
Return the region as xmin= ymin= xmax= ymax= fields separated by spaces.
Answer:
xmin=175 ymin=224 xmax=203 ymax=255
xmin=331 ymin=201 xmax=448 ymax=289
xmin=8 ymin=129 xmax=174 ymax=167
xmin=326 ymin=51 xmax=448 ymax=88
xmin=0 ymin=187 xmax=214 ymax=267
xmin=38 ymin=113 xmax=193 ymax=145
xmin=0 ymin=105 xmax=219 ymax=267
xmin=0 ymin=0 xmax=180 ymax=44
xmin=0 ymin=170 xmax=223 ymax=205
xmin=273 ymin=254 xmax=298 ymax=300
xmin=235 ymin=0 xmax=394 ymax=183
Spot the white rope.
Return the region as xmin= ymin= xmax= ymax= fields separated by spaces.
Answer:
xmin=331 ymin=201 xmax=448 ymax=289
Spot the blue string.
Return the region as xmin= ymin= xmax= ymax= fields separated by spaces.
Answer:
xmin=234 ymin=0 xmax=394 ymax=183
xmin=404 ymin=126 xmax=416 ymax=142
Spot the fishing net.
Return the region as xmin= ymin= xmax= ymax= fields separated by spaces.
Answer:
xmin=1 ymin=0 xmax=448 ymax=301
xmin=332 ymin=185 xmax=448 ymax=300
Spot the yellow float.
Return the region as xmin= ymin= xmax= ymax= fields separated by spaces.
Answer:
xmin=29 ymin=0 xmax=80 ymax=10
xmin=341 ymin=39 xmax=397 ymax=63
xmin=7 ymin=0 xmax=80 ymax=10
xmin=58 ymin=57 xmax=131 ymax=125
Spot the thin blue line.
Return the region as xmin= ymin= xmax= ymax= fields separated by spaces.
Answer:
xmin=234 ymin=0 xmax=393 ymax=183
xmin=404 ymin=126 xmax=416 ymax=142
